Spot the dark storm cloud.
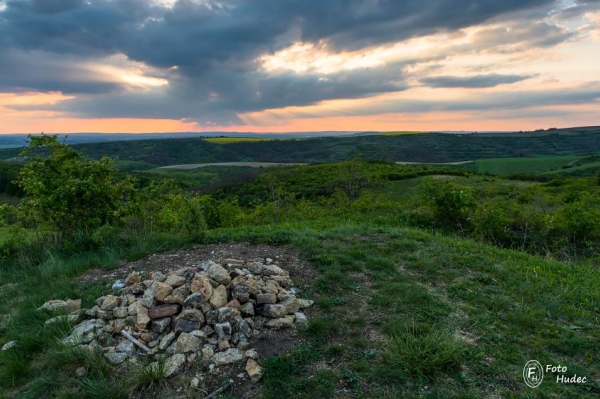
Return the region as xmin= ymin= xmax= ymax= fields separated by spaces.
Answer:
xmin=0 ymin=0 xmax=157 ymax=56
xmin=421 ymin=74 xmax=533 ymax=88
xmin=10 ymin=65 xmax=407 ymax=125
xmin=29 ymin=0 xmax=84 ymax=15
xmin=0 ymin=0 xmax=581 ymax=122
xmin=0 ymin=49 xmax=121 ymax=94
xmin=340 ymin=87 xmax=600 ymax=115
xmin=291 ymin=0 xmax=559 ymax=51
xmin=122 ymin=0 xmax=562 ymax=68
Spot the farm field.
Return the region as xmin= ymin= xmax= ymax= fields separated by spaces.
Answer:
xmin=475 ymin=155 xmax=582 ymax=175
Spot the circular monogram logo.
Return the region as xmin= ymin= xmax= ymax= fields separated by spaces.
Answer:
xmin=523 ymin=360 xmax=544 ymax=388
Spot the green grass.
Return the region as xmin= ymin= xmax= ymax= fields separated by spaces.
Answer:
xmin=2 ymin=159 xmax=600 ymax=398
xmin=381 ymin=321 xmax=464 ymax=378
xmin=203 ymin=137 xmax=275 ymax=144
xmin=2 ymin=217 xmax=600 ymax=397
xmin=206 ymin=222 xmax=600 ymax=398
xmin=476 ymin=156 xmax=582 ymax=175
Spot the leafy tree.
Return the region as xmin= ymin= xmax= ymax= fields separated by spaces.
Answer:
xmin=16 ymin=135 xmax=133 ymax=236
xmin=335 ymin=157 xmax=381 ymax=200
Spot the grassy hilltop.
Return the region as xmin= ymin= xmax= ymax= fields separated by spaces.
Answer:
xmin=0 ymin=134 xmax=599 ymax=398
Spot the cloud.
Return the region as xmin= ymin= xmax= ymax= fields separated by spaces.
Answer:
xmin=29 ymin=0 xmax=84 ymax=15
xmin=0 ymin=49 xmax=122 ymax=94
xmin=469 ymin=22 xmax=575 ymax=50
xmin=238 ymin=84 xmax=600 ymax=122
xmin=420 ymin=74 xmax=533 ymax=88
xmin=0 ymin=0 xmax=597 ymax=127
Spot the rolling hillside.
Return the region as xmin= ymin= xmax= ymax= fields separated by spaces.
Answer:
xmin=1 ymin=128 xmax=600 ymax=167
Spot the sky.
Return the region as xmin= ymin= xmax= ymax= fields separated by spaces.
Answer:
xmin=0 ymin=0 xmax=599 ymax=133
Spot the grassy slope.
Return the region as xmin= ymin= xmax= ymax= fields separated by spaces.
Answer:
xmin=549 ymin=161 xmax=600 ymax=176
xmin=1 ymin=216 xmax=599 ymax=398
xmin=1 ymin=160 xmax=600 ymax=397
xmin=540 ymin=155 xmax=600 ymax=177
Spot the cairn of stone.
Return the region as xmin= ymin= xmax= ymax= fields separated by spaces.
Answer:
xmin=44 ymin=258 xmax=313 ymax=381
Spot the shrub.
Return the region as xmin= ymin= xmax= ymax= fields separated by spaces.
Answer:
xmin=16 ymin=135 xmax=133 ymax=237
xmin=0 ymin=204 xmax=17 ymax=226
xmin=420 ymin=178 xmax=474 ymax=229
xmin=473 ymin=201 xmax=548 ymax=252
xmin=550 ymin=193 xmax=600 ymax=249
xmin=473 ymin=201 xmax=520 ymax=247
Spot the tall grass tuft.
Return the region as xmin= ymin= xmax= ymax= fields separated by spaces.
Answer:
xmin=126 ymin=358 xmax=167 ymax=395
xmin=76 ymin=378 xmax=127 ymax=399
xmin=382 ymin=321 xmax=464 ymax=379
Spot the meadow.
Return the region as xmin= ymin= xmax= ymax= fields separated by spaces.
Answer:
xmin=0 ymin=136 xmax=599 ymax=398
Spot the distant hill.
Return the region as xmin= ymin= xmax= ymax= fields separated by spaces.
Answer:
xmin=0 ymin=131 xmax=369 ymax=149
xmin=1 ymin=127 xmax=599 ymax=167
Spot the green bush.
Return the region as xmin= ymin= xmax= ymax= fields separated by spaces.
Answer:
xmin=420 ymin=178 xmax=474 ymax=228
xmin=473 ymin=201 xmax=520 ymax=247
xmin=473 ymin=201 xmax=548 ymax=252
xmin=0 ymin=204 xmax=17 ymax=226
xmin=16 ymin=135 xmax=133 ymax=237
xmin=550 ymin=193 xmax=600 ymax=249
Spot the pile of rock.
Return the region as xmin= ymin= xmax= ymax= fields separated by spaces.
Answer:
xmin=46 ymin=258 xmax=313 ymax=381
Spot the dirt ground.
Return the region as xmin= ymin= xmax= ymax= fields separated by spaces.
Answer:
xmin=78 ymin=242 xmax=318 ymax=398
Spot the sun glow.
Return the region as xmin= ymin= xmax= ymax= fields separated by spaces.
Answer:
xmin=118 ymin=73 xmax=168 ymax=87
xmin=87 ymin=54 xmax=171 ymax=89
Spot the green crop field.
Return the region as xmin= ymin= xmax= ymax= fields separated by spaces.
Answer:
xmin=475 ymin=155 xmax=582 ymax=175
